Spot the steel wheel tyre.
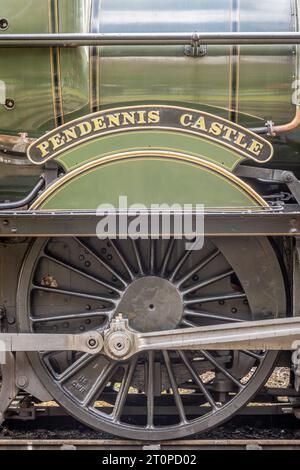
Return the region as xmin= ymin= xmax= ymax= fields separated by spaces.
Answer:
xmin=17 ymin=236 xmax=286 ymax=440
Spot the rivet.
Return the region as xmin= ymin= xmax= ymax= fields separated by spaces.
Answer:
xmin=4 ymin=98 xmax=15 ymax=110
xmin=0 ymin=19 xmax=9 ymax=31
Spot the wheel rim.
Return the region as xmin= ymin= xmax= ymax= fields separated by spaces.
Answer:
xmin=17 ymin=237 xmax=286 ymax=440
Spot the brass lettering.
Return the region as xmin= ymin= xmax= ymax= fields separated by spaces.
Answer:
xmin=192 ymin=116 xmax=207 ymax=132
xmin=248 ymin=139 xmax=264 ymax=156
xmin=106 ymin=113 xmax=121 ymax=128
xmin=180 ymin=114 xmax=193 ymax=127
xmin=209 ymin=121 xmax=224 ymax=136
xmin=122 ymin=112 xmax=137 ymax=126
xmin=36 ymin=141 xmax=50 ymax=158
xmin=148 ymin=110 xmax=160 ymax=124
xmin=234 ymin=132 xmax=248 ymax=149
xmin=92 ymin=116 xmax=107 ymax=132
xmin=222 ymin=126 xmax=237 ymax=142
xmin=30 ymin=107 xmax=270 ymax=164
xmin=49 ymin=133 xmax=65 ymax=150
xmin=62 ymin=126 xmax=78 ymax=143
xmin=77 ymin=121 xmax=93 ymax=136
xmin=136 ymin=110 xmax=147 ymax=124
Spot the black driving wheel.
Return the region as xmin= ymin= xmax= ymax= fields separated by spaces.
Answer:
xmin=17 ymin=236 xmax=286 ymax=440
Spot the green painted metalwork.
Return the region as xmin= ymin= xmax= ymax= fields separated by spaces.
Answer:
xmin=34 ymin=156 xmax=263 ymax=210
xmin=0 ymin=0 xmax=296 ymax=136
xmin=55 ymin=130 xmax=244 ymax=173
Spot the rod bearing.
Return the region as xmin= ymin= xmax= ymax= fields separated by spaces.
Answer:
xmin=105 ymin=331 xmax=133 ymax=359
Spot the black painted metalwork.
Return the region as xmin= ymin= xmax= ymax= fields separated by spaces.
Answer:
xmin=0 ymin=177 xmax=45 ymax=210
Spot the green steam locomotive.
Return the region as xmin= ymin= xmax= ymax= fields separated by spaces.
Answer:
xmin=1 ymin=0 xmax=300 ymax=441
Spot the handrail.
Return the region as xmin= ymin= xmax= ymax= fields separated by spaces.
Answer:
xmin=1 ymin=32 xmax=300 ymax=47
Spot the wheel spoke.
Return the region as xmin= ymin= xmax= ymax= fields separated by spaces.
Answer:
xmin=131 ymin=239 xmax=144 ymax=275
xmin=75 ymin=238 xmax=128 ymax=287
xmin=109 ymin=240 xmax=135 ymax=281
xmin=184 ymin=309 xmax=245 ymax=323
xmin=160 ymin=239 xmax=175 ymax=277
xmin=182 ymin=269 xmax=234 ymax=296
xmin=42 ymin=252 xmax=122 ymax=295
xmin=200 ymin=350 xmax=244 ymax=389
xmin=179 ymin=351 xmax=219 ymax=410
xmin=32 ymin=284 xmax=117 ymax=305
xmin=162 ymin=351 xmax=187 ymax=424
xmin=241 ymin=350 xmax=264 ymax=361
xmin=168 ymin=247 xmax=194 ymax=282
xmin=83 ymin=361 xmax=116 ymax=407
xmin=57 ymin=353 xmax=94 ymax=383
xmin=147 ymin=351 xmax=155 ymax=428
xmin=149 ymin=239 xmax=156 ymax=274
xmin=111 ymin=358 xmax=138 ymax=422
xmin=30 ymin=310 xmax=113 ymax=324
xmin=175 ymin=249 xmax=220 ymax=287
xmin=181 ymin=318 xmax=198 ymax=328
xmin=184 ymin=292 xmax=247 ymax=306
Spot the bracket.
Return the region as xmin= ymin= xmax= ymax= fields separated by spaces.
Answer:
xmin=184 ymin=34 xmax=207 ymax=57
xmin=235 ymin=166 xmax=300 ymax=205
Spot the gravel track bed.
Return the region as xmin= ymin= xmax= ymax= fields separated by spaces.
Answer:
xmin=1 ymin=415 xmax=300 ymax=441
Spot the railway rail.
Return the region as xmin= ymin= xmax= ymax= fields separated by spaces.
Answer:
xmin=0 ymin=438 xmax=300 ymax=450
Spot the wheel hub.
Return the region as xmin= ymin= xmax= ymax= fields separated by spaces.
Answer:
xmin=117 ymin=276 xmax=183 ymax=332
xmin=104 ymin=329 xmax=133 ymax=358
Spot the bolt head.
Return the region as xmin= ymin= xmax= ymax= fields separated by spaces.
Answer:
xmin=87 ymin=337 xmax=99 ymax=350
xmin=16 ymin=376 xmax=28 ymax=389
